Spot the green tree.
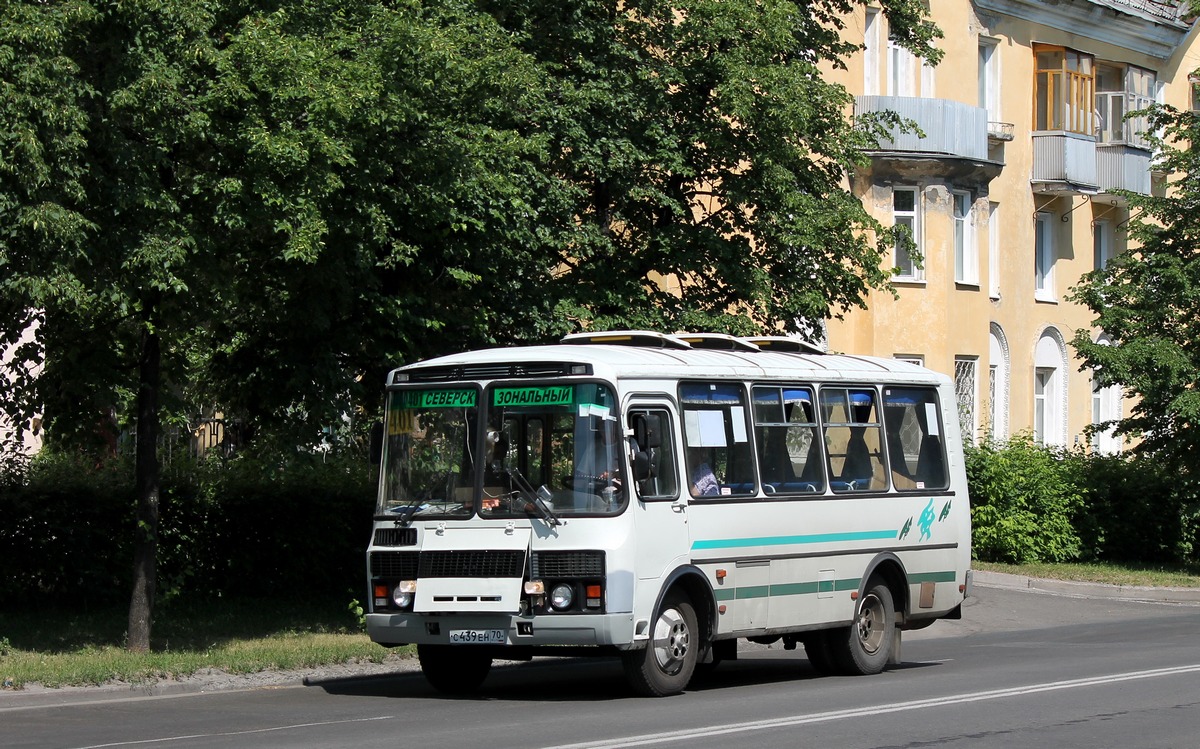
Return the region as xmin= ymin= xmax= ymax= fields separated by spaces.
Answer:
xmin=484 ymin=0 xmax=942 ymax=336
xmin=0 ymin=0 xmax=559 ymax=649
xmin=1069 ymin=104 xmax=1200 ymax=471
xmin=1 ymin=0 xmax=941 ymax=648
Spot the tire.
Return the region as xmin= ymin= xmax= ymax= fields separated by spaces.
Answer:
xmin=802 ymin=631 xmax=838 ymax=676
xmin=417 ymin=644 xmax=493 ymax=695
xmin=828 ymin=579 xmax=895 ymax=676
xmin=622 ymin=592 xmax=699 ymax=696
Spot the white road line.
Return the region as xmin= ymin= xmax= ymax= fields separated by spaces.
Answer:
xmin=66 ymin=716 xmax=394 ymax=749
xmin=542 ymin=664 xmax=1200 ymax=749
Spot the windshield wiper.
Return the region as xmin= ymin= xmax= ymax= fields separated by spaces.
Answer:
xmin=504 ymin=465 xmax=561 ymax=527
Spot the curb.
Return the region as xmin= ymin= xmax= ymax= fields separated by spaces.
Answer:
xmin=973 ymin=569 xmax=1200 ymax=604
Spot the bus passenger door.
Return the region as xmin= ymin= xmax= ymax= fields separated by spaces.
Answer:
xmin=627 ymin=402 xmax=691 ymax=588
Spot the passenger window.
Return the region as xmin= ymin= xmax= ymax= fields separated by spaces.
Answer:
xmin=628 ymin=408 xmax=680 ymax=500
xmin=820 ymin=388 xmax=887 ymax=492
xmin=753 ymin=386 xmax=825 ymax=495
xmin=680 ymin=382 xmax=755 ymax=498
xmin=882 ymin=387 xmax=949 ymax=491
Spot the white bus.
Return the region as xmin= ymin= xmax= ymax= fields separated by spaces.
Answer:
xmin=366 ymin=331 xmax=972 ymax=696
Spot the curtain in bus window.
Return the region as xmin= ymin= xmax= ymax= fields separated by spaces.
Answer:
xmin=680 ymin=383 xmax=755 ymax=497
xmin=752 ymin=386 xmax=824 ymax=495
xmin=820 ymin=388 xmax=886 ymax=492
xmin=882 ymin=387 xmax=948 ymax=491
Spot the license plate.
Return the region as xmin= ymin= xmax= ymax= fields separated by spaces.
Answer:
xmin=449 ymin=629 xmax=505 ymax=644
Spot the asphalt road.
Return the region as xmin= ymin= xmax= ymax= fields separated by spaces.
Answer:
xmin=5 ymin=582 xmax=1200 ymax=749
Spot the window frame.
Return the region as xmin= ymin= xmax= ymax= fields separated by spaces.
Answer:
xmin=953 ymin=190 xmax=978 ymax=285
xmin=1034 ymin=212 xmax=1056 ymax=302
xmin=893 ymin=186 xmax=923 ymax=282
xmin=1034 ymin=44 xmax=1095 ymax=135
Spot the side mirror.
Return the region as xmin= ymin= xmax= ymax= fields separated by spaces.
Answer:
xmin=632 ymin=449 xmax=655 ymax=482
xmin=632 ymin=413 xmax=661 ymax=450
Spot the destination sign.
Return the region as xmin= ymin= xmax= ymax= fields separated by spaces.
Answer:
xmin=493 ymin=386 xmax=574 ymax=407
xmin=397 ymin=389 xmax=477 ymax=409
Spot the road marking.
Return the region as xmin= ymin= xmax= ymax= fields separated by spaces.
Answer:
xmin=542 ymin=663 xmax=1200 ymax=749
xmin=67 ymin=716 xmax=394 ymax=749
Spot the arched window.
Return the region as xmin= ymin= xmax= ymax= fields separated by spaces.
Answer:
xmin=1034 ymin=329 xmax=1068 ymax=446
xmin=988 ymin=324 xmax=1010 ymax=441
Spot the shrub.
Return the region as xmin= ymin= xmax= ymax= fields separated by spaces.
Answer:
xmin=0 ymin=448 xmax=375 ymax=608
xmin=966 ymin=435 xmax=1084 ymax=564
xmin=1071 ymin=451 xmax=1200 ymax=566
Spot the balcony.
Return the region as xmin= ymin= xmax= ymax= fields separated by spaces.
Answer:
xmin=855 ymin=96 xmax=990 ymax=162
xmin=1097 ymin=143 xmax=1152 ymax=195
xmin=1031 ymin=131 xmax=1098 ymax=193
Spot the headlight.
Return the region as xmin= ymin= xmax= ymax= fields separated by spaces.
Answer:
xmin=550 ymin=583 xmax=574 ymax=611
xmin=393 ymin=580 xmax=416 ymax=609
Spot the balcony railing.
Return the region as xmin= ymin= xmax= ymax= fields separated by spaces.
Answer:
xmin=855 ymin=96 xmax=990 ymax=162
xmin=1031 ymin=131 xmax=1098 ymax=191
xmin=1097 ymin=144 xmax=1152 ymax=194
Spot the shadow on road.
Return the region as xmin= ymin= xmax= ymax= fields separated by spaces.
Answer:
xmin=307 ymin=651 xmax=940 ymax=702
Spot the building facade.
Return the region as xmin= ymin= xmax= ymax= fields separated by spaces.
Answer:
xmin=822 ymin=0 xmax=1200 ymax=450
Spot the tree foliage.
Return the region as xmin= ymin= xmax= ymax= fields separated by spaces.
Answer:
xmin=1069 ymin=105 xmax=1200 ymax=471
xmin=1 ymin=0 xmax=940 ymax=647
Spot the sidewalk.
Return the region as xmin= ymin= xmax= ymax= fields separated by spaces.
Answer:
xmin=973 ymin=569 xmax=1200 ymax=605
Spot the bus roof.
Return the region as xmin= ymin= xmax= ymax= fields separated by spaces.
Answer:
xmin=388 ymin=331 xmax=947 ymax=387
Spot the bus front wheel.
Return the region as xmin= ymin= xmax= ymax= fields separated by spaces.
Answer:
xmin=829 ymin=579 xmax=895 ymax=675
xmin=622 ymin=591 xmax=698 ymax=696
xmin=417 ymin=644 xmax=493 ymax=695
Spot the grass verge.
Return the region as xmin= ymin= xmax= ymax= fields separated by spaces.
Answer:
xmin=0 ymin=597 xmax=411 ymax=690
xmin=975 ymin=560 xmax=1200 ymax=588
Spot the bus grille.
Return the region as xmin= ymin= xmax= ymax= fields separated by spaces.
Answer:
xmin=370 ymin=551 xmax=420 ymax=579
xmin=419 ymin=550 xmax=526 ymax=578
xmin=531 ymin=550 xmax=605 ymax=578
xmin=374 ymin=528 xmax=417 ymax=547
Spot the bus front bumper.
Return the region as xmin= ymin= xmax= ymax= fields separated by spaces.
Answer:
xmin=366 ymin=611 xmax=636 ymax=649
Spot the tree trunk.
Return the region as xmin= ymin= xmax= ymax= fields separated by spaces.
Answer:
xmin=127 ymin=317 xmax=161 ymax=653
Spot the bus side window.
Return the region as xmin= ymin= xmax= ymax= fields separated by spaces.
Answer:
xmin=629 ymin=409 xmax=679 ymax=500
xmin=882 ymin=387 xmax=949 ymax=491
xmin=680 ymin=382 xmax=755 ymax=498
xmin=753 ymin=385 xmax=825 ymax=495
xmin=821 ymin=387 xmax=887 ymax=492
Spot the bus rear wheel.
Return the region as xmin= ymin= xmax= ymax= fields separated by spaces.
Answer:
xmin=417 ymin=644 xmax=493 ymax=695
xmin=829 ymin=579 xmax=895 ymax=675
xmin=622 ymin=592 xmax=698 ymax=696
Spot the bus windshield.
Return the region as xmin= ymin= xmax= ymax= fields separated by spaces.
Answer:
xmin=379 ymin=387 xmax=480 ymax=519
xmin=480 ymin=382 xmax=626 ymax=518
xmin=378 ymin=382 xmax=627 ymax=520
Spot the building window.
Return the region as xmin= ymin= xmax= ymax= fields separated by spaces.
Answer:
xmin=888 ymin=34 xmax=917 ymax=97
xmin=1034 ymin=330 xmax=1067 ymax=447
xmin=955 ymin=357 xmax=978 ymax=444
xmin=893 ymin=187 xmax=922 ymax=280
xmin=954 ymin=191 xmax=977 ymax=285
xmin=1034 ymin=44 xmax=1095 ymax=135
xmin=1096 ymin=63 xmax=1155 ymax=148
xmin=1091 ymin=335 xmax=1122 ymax=455
xmin=1035 ymin=212 xmax=1055 ymax=301
xmin=864 ymin=9 xmax=880 ymax=97
xmin=979 ymin=38 xmax=1000 ymax=121
xmin=1094 ymin=220 xmax=1114 ymax=271
xmin=988 ymin=202 xmax=1000 ymax=299
xmin=894 ymin=355 xmax=923 ymax=367
xmin=988 ymin=324 xmax=1009 ymax=441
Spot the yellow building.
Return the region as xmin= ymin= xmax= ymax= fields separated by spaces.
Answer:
xmin=823 ymin=0 xmax=1200 ymax=451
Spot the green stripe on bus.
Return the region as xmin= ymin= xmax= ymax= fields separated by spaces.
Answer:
xmin=710 ymin=572 xmax=957 ymax=601
xmin=692 ymin=530 xmax=898 ymax=550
